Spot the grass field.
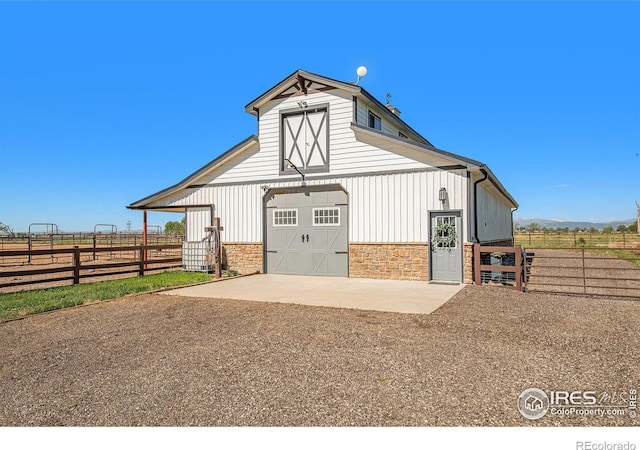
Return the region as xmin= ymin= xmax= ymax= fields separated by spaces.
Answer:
xmin=515 ymin=232 xmax=640 ymax=249
xmin=515 ymin=233 xmax=640 ymax=270
xmin=0 ymin=271 xmax=213 ymax=322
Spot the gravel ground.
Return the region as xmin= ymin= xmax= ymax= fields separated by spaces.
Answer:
xmin=0 ymin=286 xmax=638 ymax=426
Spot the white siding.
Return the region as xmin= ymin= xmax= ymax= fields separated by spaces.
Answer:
xmin=191 ymin=89 xmax=446 ymax=185
xmin=185 ymin=207 xmax=211 ymax=242
xmin=356 ymin=97 xmax=412 ymax=140
xmin=170 ymin=185 xmax=263 ymax=243
xmin=474 ymin=183 xmax=513 ymax=243
xmin=154 ymin=169 xmax=469 ymax=244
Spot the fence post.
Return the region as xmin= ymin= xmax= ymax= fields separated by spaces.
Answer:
xmin=73 ymin=246 xmax=80 ymax=285
xmin=473 ymin=243 xmax=480 ymax=285
xmin=139 ymin=245 xmax=145 ymax=277
xmin=515 ymin=245 xmax=522 ymax=291
xmin=582 ymin=247 xmax=586 ymax=295
xmin=93 ymin=234 xmax=97 ymax=261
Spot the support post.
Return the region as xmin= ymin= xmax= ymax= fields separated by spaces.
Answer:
xmin=73 ymin=246 xmax=80 ymax=285
xmin=214 ymin=217 xmax=222 ymax=278
xmin=473 ymin=243 xmax=481 ymax=285
xmin=139 ymin=245 xmax=145 ymax=277
xmin=515 ymin=245 xmax=522 ymax=291
xmin=28 ymin=233 xmax=32 ymax=265
xmin=143 ymin=211 xmax=148 ymax=270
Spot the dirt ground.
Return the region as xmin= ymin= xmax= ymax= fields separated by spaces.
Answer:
xmin=1 ymin=285 xmax=638 ymax=426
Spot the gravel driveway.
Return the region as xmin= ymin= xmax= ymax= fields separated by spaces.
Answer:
xmin=1 ymin=286 xmax=638 ymax=426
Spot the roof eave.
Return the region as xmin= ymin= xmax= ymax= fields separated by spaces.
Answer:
xmin=350 ymin=123 xmax=517 ymax=207
xmin=351 ymin=123 xmax=483 ymax=168
xmin=473 ymin=166 xmax=519 ymax=209
xmin=127 ymin=135 xmax=259 ymax=210
xmin=244 ymin=69 xmax=362 ymax=115
xmin=356 ymin=88 xmax=434 ymax=147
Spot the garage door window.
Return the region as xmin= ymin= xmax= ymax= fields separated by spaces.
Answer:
xmin=273 ymin=209 xmax=298 ymax=226
xmin=313 ymin=208 xmax=340 ymax=226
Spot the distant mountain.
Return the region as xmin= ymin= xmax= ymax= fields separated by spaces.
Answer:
xmin=514 ymin=218 xmax=636 ymax=230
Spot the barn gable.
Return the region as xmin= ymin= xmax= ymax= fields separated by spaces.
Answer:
xmin=128 ymin=69 xmax=518 ymax=283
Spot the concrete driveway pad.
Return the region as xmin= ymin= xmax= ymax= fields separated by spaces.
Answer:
xmin=161 ymin=274 xmax=464 ymax=314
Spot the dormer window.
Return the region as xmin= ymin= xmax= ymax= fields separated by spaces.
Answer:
xmin=281 ymin=104 xmax=329 ymax=173
xmin=368 ymin=111 xmax=381 ymax=130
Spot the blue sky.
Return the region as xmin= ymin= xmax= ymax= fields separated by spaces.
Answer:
xmin=1 ymin=1 xmax=638 ymax=232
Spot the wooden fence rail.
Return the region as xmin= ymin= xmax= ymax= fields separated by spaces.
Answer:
xmin=473 ymin=244 xmax=525 ymax=291
xmin=0 ymin=244 xmax=182 ymax=290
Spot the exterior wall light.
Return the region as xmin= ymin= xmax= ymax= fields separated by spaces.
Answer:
xmin=284 ymin=158 xmax=305 ymax=182
xmin=439 ymin=187 xmax=447 ymax=203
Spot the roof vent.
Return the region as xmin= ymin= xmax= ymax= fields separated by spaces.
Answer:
xmin=385 ymin=92 xmax=401 ymax=116
xmin=385 ymin=104 xmax=401 ymax=116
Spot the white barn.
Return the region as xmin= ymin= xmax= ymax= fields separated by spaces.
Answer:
xmin=128 ymin=69 xmax=518 ymax=283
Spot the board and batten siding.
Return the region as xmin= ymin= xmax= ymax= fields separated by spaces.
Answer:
xmin=151 ymin=168 xmax=469 ymax=243
xmin=185 ymin=207 xmax=212 ymax=242
xmin=192 ymin=89 xmax=443 ymax=185
xmin=474 ymin=183 xmax=513 ymax=243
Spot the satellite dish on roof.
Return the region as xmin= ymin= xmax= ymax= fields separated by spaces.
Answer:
xmin=355 ymin=66 xmax=368 ymax=85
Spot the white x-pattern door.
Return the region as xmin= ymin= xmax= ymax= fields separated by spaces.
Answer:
xmin=283 ymin=108 xmax=328 ymax=170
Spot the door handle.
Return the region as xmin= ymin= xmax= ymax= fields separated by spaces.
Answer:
xmin=301 ymin=235 xmax=305 ymax=243
xmin=306 ymin=234 xmax=309 ymax=242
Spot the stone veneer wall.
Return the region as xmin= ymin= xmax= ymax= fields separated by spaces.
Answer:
xmin=349 ymin=243 xmax=429 ymax=281
xmin=463 ymin=243 xmax=474 ymax=284
xmin=222 ymin=243 xmax=263 ymax=274
xmin=221 ymin=241 xmax=476 ymax=282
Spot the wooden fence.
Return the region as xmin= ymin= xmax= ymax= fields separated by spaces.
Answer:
xmin=473 ymin=244 xmax=525 ymax=291
xmin=0 ymin=244 xmax=182 ymax=291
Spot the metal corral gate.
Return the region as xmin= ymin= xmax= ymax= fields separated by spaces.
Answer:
xmin=473 ymin=244 xmax=640 ymax=299
xmin=524 ymin=247 xmax=640 ymax=299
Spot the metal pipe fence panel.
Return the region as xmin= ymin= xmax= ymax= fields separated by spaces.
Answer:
xmin=523 ymin=247 xmax=640 ymax=299
xmin=515 ymin=232 xmax=640 ymax=249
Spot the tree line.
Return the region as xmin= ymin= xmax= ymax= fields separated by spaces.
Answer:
xmin=515 ymin=222 xmax=638 ymax=234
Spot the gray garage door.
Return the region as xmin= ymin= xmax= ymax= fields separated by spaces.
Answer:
xmin=265 ymin=187 xmax=348 ymax=276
